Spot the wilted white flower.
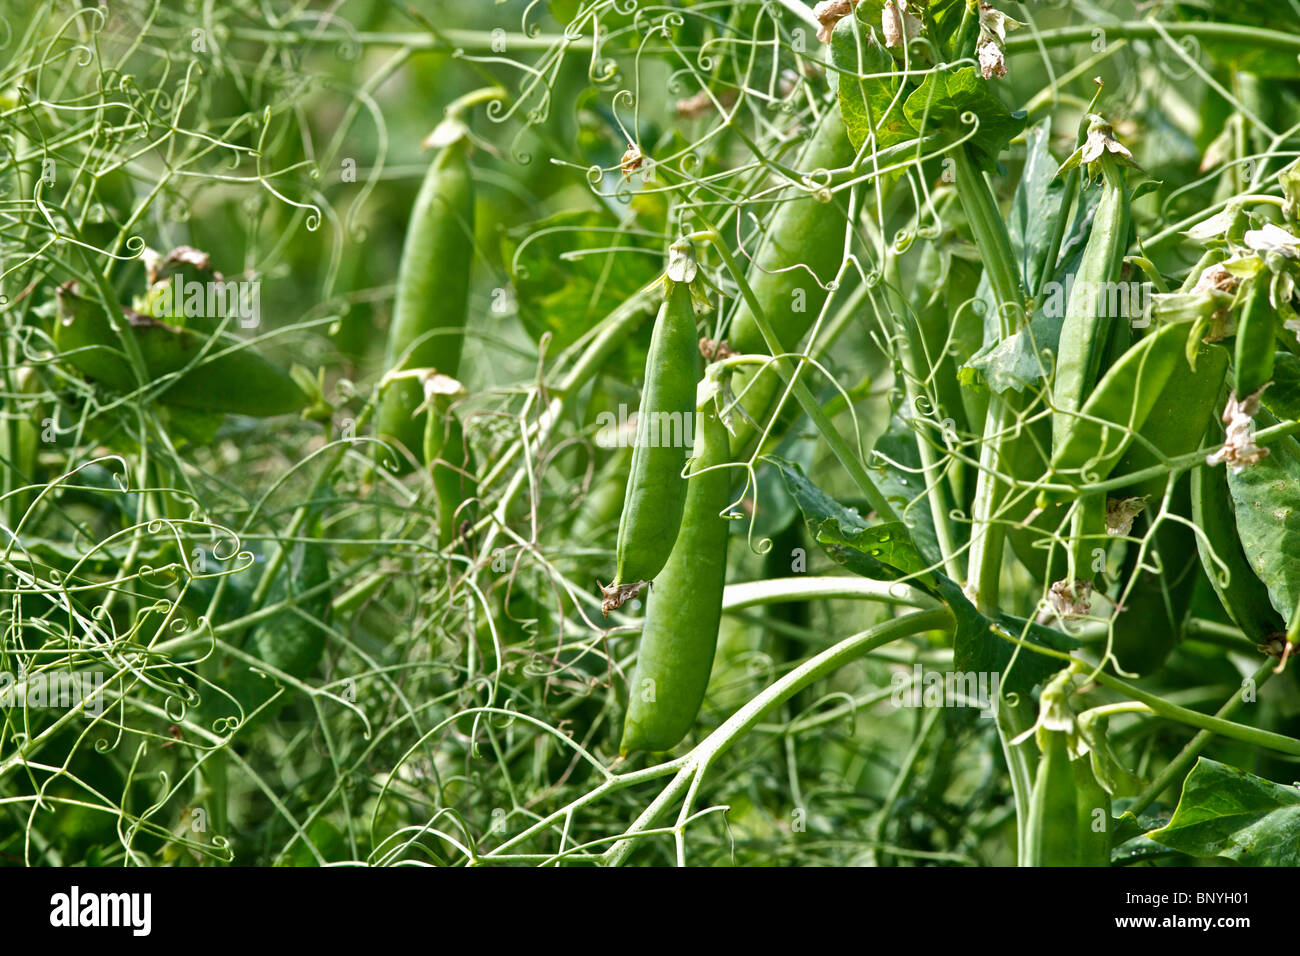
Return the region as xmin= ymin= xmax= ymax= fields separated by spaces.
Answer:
xmin=976 ymin=3 xmax=1023 ymax=79
xmin=1243 ymin=222 xmax=1300 ymax=258
xmin=1192 ymin=262 xmax=1237 ymax=294
xmin=1080 ymin=118 xmax=1135 ymax=166
xmin=1057 ymin=114 xmax=1140 ymax=180
xmin=1206 ymin=388 xmax=1270 ymax=473
xmin=881 ymin=0 xmax=922 ymax=49
xmin=977 ymin=40 xmax=1006 ymax=79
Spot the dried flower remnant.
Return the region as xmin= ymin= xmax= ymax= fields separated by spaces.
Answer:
xmin=676 ymin=89 xmax=736 ymax=120
xmin=1105 ymin=497 xmax=1147 ymax=537
xmin=1040 ymin=579 xmax=1094 ymax=625
xmin=880 ymin=0 xmax=922 ymax=48
xmin=976 ymin=3 xmax=1024 ymax=80
xmin=1192 ymin=263 xmax=1237 ymax=295
xmin=600 ymin=579 xmax=647 ymax=617
xmin=1205 ymin=387 xmax=1270 ymax=473
xmin=620 ymin=143 xmax=646 ymax=181
xmin=813 ymin=0 xmax=859 ymax=44
xmin=1080 ymin=117 xmax=1137 ymax=169
xmin=699 ymin=337 xmax=737 ymax=361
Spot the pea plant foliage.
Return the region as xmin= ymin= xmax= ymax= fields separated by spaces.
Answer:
xmin=2 ymin=0 xmax=1300 ymax=867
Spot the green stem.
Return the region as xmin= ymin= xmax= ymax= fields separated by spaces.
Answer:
xmin=1005 ymin=21 xmax=1300 ymax=59
xmin=603 ymin=607 xmax=955 ymax=865
xmin=1128 ymin=660 xmax=1281 ymax=816
xmin=951 ymin=147 xmax=1024 ymax=610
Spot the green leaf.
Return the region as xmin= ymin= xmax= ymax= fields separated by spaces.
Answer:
xmin=869 ymin=409 xmax=943 ymax=564
xmin=770 ymin=454 xmax=871 ymax=534
xmin=816 ymin=517 xmax=934 ymax=585
xmin=1147 ymin=757 xmax=1300 ymax=865
xmin=1226 ymin=411 xmax=1300 ymax=623
xmin=831 ymin=15 xmax=909 ymax=153
xmin=903 ymin=68 xmax=1025 ymax=172
xmin=502 ymin=209 xmax=660 ymax=350
xmin=1265 ymin=351 xmax=1300 ymax=421
xmin=1110 ymin=804 xmax=1181 ymax=864
xmin=1008 ymin=119 xmax=1066 ymax=292
xmin=773 ymin=456 xmax=1074 ymax=697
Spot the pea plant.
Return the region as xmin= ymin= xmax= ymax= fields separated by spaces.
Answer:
xmin=2 ymin=0 xmax=1299 ymax=868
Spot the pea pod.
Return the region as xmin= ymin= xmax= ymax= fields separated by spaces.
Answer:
xmin=1110 ymin=493 xmax=1199 ymax=676
xmin=421 ymin=374 xmax=476 ymax=550
xmin=1190 ymin=459 xmax=1285 ymax=642
xmin=1112 ymin=338 xmax=1229 ymax=500
xmin=249 ymin=539 xmax=332 ymax=679
xmin=573 ymin=445 xmax=634 ymax=542
xmin=1049 ymin=321 xmax=1190 ymax=482
xmin=1024 ymin=670 xmax=1110 ymax=866
xmin=726 ymin=102 xmax=855 ymax=455
xmin=601 ymin=273 xmax=701 ymax=612
xmin=1233 ymin=273 xmax=1278 ymax=398
xmin=1024 ymin=728 xmax=1077 ymax=866
xmin=620 ymin=364 xmax=732 ymax=754
xmin=376 ymin=135 xmax=476 ymax=466
xmin=1106 ymin=339 xmax=1228 ymax=673
xmin=53 ymin=282 xmax=307 ymax=417
xmin=1071 ymin=750 xmax=1112 ymax=867
xmin=1052 ymin=117 xmax=1133 ymax=457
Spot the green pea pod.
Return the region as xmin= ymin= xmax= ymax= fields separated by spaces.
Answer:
xmin=726 ymin=102 xmax=855 ymax=455
xmin=1233 ymin=274 xmax=1279 ymax=398
xmin=1049 ymin=321 xmax=1189 ymax=482
xmin=620 ymin=364 xmax=731 ymax=754
xmin=53 ymin=282 xmax=306 ymax=417
xmin=1110 ymin=491 xmax=1199 ymax=676
xmin=423 ymin=382 xmax=476 ymax=550
xmin=1024 ymin=729 xmax=1078 ymax=866
xmin=376 ymin=136 xmax=475 ymax=465
xmin=1071 ymin=751 xmax=1112 ymax=867
xmin=1190 ymin=461 xmax=1285 ymax=642
xmin=1112 ymin=338 xmax=1229 ymax=501
xmin=1052 ymin=143 xmax=1132 ymax=456
xmin=602 ymin=277 xmax=701 ymax=611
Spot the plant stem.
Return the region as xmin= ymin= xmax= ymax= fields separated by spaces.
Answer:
xmin=1128 ymin=659 xmax=1282 ymax=816
xmin=603 ymin=607 xmax=955 ymax=865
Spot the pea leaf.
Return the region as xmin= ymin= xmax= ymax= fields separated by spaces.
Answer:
xmin=502 ymin=209 xmax=660 ymax=349
xmin=816 ymin=517 xmax=934 ymax=586
xmin=902 ymin=68 xmax=1025 ymax=173
xmin=869 ymin=409 xmax=943 ymax=564
xmin=1264 ymin=351 xmax=1300 ymax=421
xmin=1225 ymin=412 xmax=1300 ymax=623
xmin=772 ymin=456 xmax=1074 ymax=696
xmin=831 ymin=15 xmax=909 ymax=153
xmin=1008 ymin=119 xmax=1066 ymax=294
xmin=770 ymin=454 xmax=871 ymax=536
xmin=1146 ymin=757 xmax=1300 ymax=865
